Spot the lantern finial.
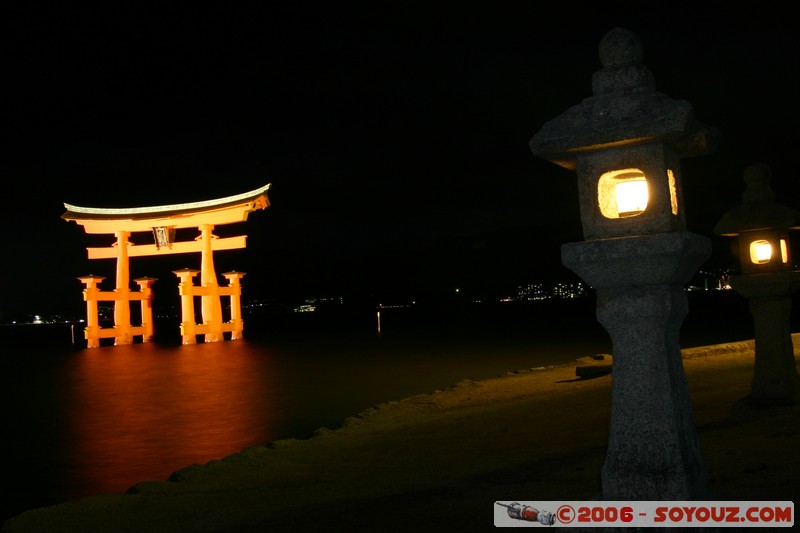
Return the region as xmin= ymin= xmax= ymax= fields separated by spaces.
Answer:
xmin=714 ymin=163 xmax=800 ymax=236
xmin=598 ymin=27 xmax=643 ymax=68
xmin=741 ymin=162 xmax=776 ymax=204
xmin=592 ymin=27 xmax=654 ymax=96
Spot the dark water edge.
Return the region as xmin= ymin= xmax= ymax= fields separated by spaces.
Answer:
xmin=0 ymin=289 xmax=771 ymax=354
xmin=0 ymin=290 xmax=796 ymax=525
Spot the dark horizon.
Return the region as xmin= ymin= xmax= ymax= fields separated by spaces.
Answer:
xmin=3 ymin=4 xmax=799 ymax=319
xmin=0 ymin=265 xmax=757 ymax=325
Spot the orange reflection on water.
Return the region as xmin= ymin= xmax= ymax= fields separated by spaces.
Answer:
xmin=62 ymin=340 xmax=285 ymax=499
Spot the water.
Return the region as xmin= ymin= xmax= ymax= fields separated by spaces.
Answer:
xmin=0 ymin=291 xmax=784 ymax=525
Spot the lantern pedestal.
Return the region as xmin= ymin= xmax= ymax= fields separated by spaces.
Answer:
xmin=562 ymin=231 xmax=710 ymax=499
xmin=730 ymin=271 xmax=800 ymax=406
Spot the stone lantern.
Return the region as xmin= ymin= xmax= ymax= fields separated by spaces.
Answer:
xmin=714 ymin=162 xmax=800 ymax=405
xmin=530 ymin=27 xmax=719 ymax=500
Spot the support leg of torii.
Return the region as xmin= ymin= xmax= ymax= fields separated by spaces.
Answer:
xmin=79 ymin=275 xmax=105 ymax=348
xmin=199 ymin=224 xmax=224 ymax=342
xmin=135 ymin=277 xmax=157 ymax=343
xmin=223 ymin=271 xmax=246 ymax=340
xmin=113 ymin=230 xmax=133 ymax=345
xmin=174 ymin=269 xmax=199 ymax=344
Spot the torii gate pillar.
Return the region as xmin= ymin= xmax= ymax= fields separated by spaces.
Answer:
xmin=199 ymin=223 xmax=223 ymax=343
xmin=78 ymin=274 xmax=105 ymax=348
xmin=113 ymin=230 xmax=132 ymax=345
xmin=223 ymin=271 xmax=246 ymax=340
xmin=134 ymin=276 xmax=157 ymax=342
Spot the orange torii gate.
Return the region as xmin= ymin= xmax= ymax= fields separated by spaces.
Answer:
xmin=62 ymin=183 xmax=271 ymax=347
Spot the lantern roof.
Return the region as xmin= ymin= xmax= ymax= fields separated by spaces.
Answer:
xmin=530 ymin=27 xmax=719 ymax=170
xmin=714 ymin=163 xmax=800 ymax=236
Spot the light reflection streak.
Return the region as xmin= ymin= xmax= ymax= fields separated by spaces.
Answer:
xmin=62 ymin=341 xmax=285 ymax=498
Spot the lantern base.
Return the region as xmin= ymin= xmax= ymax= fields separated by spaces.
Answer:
xmin=561 ymin=231 xmax=711 ymax=500
xmin=731 ymin=271 xmax=800 ymax=406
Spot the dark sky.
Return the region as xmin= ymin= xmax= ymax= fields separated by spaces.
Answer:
xmin=2 ymin=3 xmax=799 ymax=318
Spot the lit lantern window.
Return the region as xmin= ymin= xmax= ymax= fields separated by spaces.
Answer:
xmin=667 ymin=169 xmax=679 ymax=215
xmin=749 ymin=240 xmax=772 ymax=264
xmin=780 ymin=239 xmax=789 ymax=263
xmin=598 ymin=169 xmax=648 ymax=219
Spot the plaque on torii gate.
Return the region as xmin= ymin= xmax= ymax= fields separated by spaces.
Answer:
xmin=63 ymin=183 xmax=271 ymax=347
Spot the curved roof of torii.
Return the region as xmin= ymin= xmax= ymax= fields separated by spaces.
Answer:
xmin=62 ymin=183 xmax=271 ymax=234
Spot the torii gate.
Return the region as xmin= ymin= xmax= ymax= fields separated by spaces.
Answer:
xmin=62 ymin=183 xmax=271 ymax=347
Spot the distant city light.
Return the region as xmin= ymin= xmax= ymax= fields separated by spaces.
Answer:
xmin=2 ymin=314 xmax=85 ymax=326
xmin=509 ymin=281 xmax=588 ymax=302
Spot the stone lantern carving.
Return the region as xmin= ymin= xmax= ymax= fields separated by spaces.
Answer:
xmin=530 ymin=27 xmax=719 ymax=499
xmin=714 ymin=162 xmax=800 ymax=405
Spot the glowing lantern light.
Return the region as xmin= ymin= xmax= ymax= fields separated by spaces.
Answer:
xmin=744 ymin=237 xmax=790 ymax=268
xmin=598 ymin=169 xmax=648 ymax=218
xmin=615 ymin=179 xmax=648 ymax=216
xmin=714 ymin=163 xmax=798 ymax=275
xmin=749 ymin=240 xmax=772 ymax=264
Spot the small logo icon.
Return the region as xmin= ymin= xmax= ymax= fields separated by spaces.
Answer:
xmin=496 ymin=502 xmax=556 ymax=525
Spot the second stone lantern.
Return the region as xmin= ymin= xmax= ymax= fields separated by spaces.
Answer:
xmin=530 ymin=28 xmax=719 ymax=499
xmin=714 ymin=162 xmax=800 ymax=406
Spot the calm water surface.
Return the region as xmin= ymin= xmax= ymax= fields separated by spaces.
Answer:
xmin=0 ymin=293 xmax=783 ymax=524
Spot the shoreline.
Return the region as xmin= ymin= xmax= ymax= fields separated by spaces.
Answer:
xmin=2 ymin=335 xmax=799 ymax=532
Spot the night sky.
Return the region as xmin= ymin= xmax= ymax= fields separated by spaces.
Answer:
xmin=2 ymin=3 xmax=799 ymax=319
